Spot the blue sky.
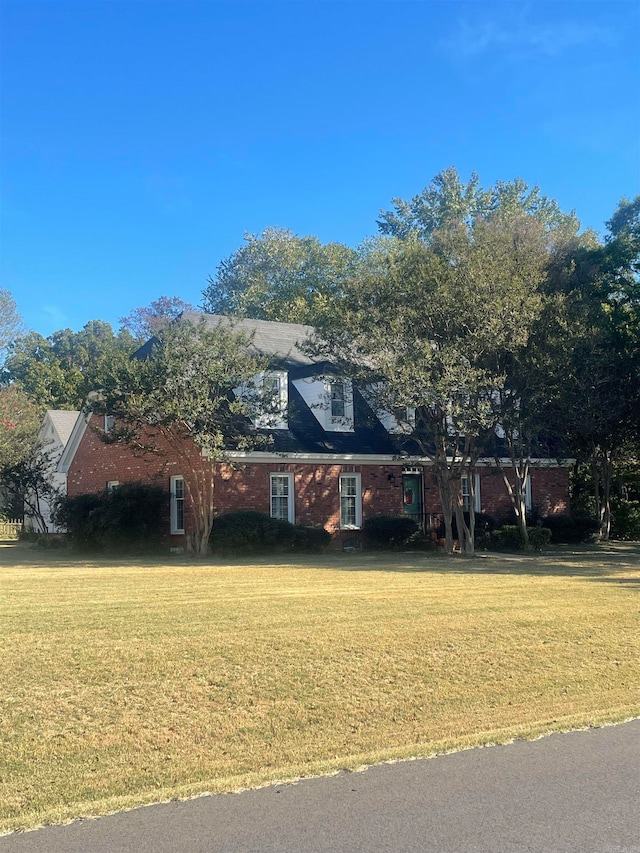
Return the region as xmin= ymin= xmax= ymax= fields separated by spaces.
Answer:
xmin=2 ymin=0 xmax=639 ymax=338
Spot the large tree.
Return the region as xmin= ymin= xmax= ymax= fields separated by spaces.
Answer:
xmin=0 ymin=289 xmax=25 ymax=368
xmin=0 ymin=385 xmax=42 ymax=519
xmin=202 ymin=227 xmax=358 ymax=323
xmin=3 ymin=321 xmax=137 ymax=410
xmin=314 ymin=210 xmax=548 ymax=556
xmin=119 ymin=296 xmax=195 ymax=340
xmin=92 ymin=317 xmax=268 ymax=555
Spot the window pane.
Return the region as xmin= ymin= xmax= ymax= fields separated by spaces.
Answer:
xmin=331 ymin=382 xmax=345 ymax=418
xmin=340 ymin=475 xmax=359 ymax=527
xmin=271 ymin=475 xmax=291 ymax=521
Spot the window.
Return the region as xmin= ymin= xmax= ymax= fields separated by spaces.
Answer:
xmin=253 ymin=371 xmax=288 ymax=429
xmin=106 ymin=481 xmax=119 ymax=493
xmin=340 ymin=473 xmax=362 ymax=529
xmin=523 ymin=474 xmax=532 ymax=513
xmin=330 ymin=381 xmax=346 ymax=419
xmin=461 ymin=474 xmax=481 ymax=513
xmin=171 ymin=476 xmax=185 ymax=534
xmin=104 ymin=414 xmax=115 ymax=433
xmin=270 ymin=473 xmax=294 ymax=523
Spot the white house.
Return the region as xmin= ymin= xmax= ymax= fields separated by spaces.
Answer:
xmin=24 ymin=409 xmax=80 ymax=533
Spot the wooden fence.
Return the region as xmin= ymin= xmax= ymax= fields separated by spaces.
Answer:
xmin=0 ymin=520 xmax=23 ymax=539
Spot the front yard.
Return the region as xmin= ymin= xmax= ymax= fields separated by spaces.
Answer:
xmin=1 ymin=542 xmax=638 ymax=834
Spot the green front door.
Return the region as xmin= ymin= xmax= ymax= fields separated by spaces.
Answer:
xmin=402 ymin=473 xmax=423 ymax=527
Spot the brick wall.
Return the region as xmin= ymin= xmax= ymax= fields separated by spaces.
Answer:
xmin=68 ymin=416 xmax=570 ymax=543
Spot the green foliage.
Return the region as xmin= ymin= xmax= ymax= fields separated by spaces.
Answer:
xmin=362 ymin=515 xmax=418 ymax=547
xmin=55 ymin=484 xmax=168 ymax=553
xmin=610 ymin=499 xmax=640 ymax=541
xmin=0 ymin=385 xmax=41 ymax=474
xmin=292 ymin=524 xmax=331 ymax=552
xmin=488 ymin=524 xmax=551 ymax=552
xmin=3 ymin=322 xmax=137 ymax=409
xmin=210 ymin=511 xmax=296 ymax=553
xmin=0 ymin=289 xmax=25 ymax=366
xmin=202 ymin=227 xmax=358 ymax=323
xmin=542 ymin=514 xmax=599 ymax=544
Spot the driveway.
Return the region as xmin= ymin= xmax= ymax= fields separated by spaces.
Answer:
xmin=2 ymin=720 xmax=639 ymax=853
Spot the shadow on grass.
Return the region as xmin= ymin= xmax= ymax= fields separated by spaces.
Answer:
xmin=1 ymin=539 xmax=638 ymax=586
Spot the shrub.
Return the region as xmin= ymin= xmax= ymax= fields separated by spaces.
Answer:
xmin=210 ymin=511 xmax=295 ymax=554
xmin=527 ymin=526 xmax=552 ymax=552
xmin=542 ymin=514 xmax=599 ymax=544
xmin=488 ymin=525 xmax=551 ymax=552
xmin=292 ymin=525 xmax=331 ymax=552
xmin=610 ymin=499 xmax=640 ymax=541
xmin=54 ymin=484 xmax=168 ymax=553
xmin=489 ymin=525 xmax=524 ymax=552
xmin=433 ymin=512 xmax=497 ymax=545
xmin=362 ymin=515 xmax=418 ymax=547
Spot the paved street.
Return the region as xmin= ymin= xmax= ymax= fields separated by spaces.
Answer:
xmin=2 ymin=720 xmax=639 ymax=853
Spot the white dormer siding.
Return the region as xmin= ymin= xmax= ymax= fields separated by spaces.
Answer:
xmin=292 ymin=376 xmax=354 ymax=432
xmin=236 ymin=370 xmax=289 ymax=429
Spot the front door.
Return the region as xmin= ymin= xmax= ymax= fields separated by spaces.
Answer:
xmin=402 ymin=473 xmax=423 ymax=528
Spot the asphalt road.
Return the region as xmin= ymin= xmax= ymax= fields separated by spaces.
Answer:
xmin=2 ymin=720 xmax=639 ymax=853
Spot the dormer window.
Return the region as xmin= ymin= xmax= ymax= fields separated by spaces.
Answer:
xmin=330 ymin=381 xmax=346 ymax=419
xmin=253 ymin=370 xmax=288 ymax=429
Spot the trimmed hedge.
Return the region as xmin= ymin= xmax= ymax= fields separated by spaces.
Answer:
xmin=362 ymin=515 xmax=419 ymax=547
xmin=54 ymin=484 xmax=168 ymax=553
xmin=488 ymin=524 xmax=552 ymax=552
xmin=542 ymin=514 xmax=599 ymax=544
xmin=210 ymin=511 xmax=331 ymax=554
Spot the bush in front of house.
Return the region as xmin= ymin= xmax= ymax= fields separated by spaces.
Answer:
xmin=210 ymin=511 xmax=296 ymax=554
xmin=541 ymin=514 xmax=599 ymax=543
xmin=55 ymin=484 xmax=168 ymax=553
xmin=488 ymin=524 xmax=552 ymax=552
xmin=362 ymin=515 xmax=419 ymax=547
xmin=610 ymin=499 xmax=640 ymax=541
xmin=292 ymin=524 xmax=332 ymax=551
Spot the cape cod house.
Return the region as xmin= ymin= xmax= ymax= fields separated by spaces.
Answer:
xmin=58 ymin=313 xmax=571 ymax=547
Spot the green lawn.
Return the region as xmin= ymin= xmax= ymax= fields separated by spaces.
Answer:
xmin=1 ymin=542 xmax=638 ymax=834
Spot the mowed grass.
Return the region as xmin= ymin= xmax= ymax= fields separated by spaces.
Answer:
xmin=1 ymin=543 xmax=638 ymax=834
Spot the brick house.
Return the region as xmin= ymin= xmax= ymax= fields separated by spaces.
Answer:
xmin=59 ymin=313 xmax=571 ymax=547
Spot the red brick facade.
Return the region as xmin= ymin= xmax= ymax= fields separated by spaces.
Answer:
xmin=68 ymin=415 xmax=570 ymax=546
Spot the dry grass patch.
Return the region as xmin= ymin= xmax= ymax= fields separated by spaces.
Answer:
xmin=1 ymin=542 xmax=638 ymax=833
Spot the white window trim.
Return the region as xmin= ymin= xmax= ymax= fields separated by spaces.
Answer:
xmin=269 ymin=473 xmax=295 ymax=524
xmin=462 ymin=474 xmax=481 ymax=514
xmin=253 ymin=370 xmax=289 ymax=429
xmin=339 ymin=473 xmax=362 ymax=529
xmin=104 ymin=414 xmax=115 ymax=433
xmin=106 ymin=481 xmax=119 ymax=493
xmin=324 ymin=377 xmax=354 ymax=432
xmin=170 ymin=475 xmax=185 ymax=534
xmin=524 ymin=474 xmax=532 ymax=513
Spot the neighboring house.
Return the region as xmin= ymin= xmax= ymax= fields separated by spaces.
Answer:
xmin=59 ymin=314 xmax=571 ymax=546
xmin=24 ymin=409 xmax=81 ymax=533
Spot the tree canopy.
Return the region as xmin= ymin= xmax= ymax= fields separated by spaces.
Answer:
xmin=119 ymin=296 xmax=195 ymax=340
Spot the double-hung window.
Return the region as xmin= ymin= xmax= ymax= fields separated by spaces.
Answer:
xmin=330 ymin=381 xmax=346 ymax=419
xmin=171 ymin=475 xmax=185 ymax=534
xmin=339 ymin=473 xmax=362 ymax=529
xmin=461 ymin=474 xmax=481 ymax=513
xmin=104 ymin=414 xmax=115 ymax=433
xmin=270 ymin=473 xmax=294 ymax=523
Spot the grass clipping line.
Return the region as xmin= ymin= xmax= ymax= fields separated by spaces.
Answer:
xmin=1 ymin=544 xmax=639 ymax=834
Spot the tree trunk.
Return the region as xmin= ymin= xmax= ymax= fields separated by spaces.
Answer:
xmin=595 ymin=448 xmax=613 ymax=541
xmin=435 ymin=467 xmax=455 ymax=555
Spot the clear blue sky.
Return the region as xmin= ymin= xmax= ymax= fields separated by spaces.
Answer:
xmin=2 ymin=0 xmax=639 ymax=338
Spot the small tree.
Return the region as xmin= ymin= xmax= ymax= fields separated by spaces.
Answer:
xmin=92 ymin=317 xmax=267 ymax=554
xmin=119 ymin=296 xmax=195 ymax=340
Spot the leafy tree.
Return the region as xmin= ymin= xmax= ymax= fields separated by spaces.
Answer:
xmin=3 ymin=321 xmax=137 ymax=410
xmin=314 ymin=213 xmax=548 ymax=556
xmin=0 ymin=385 xmax=42 ymax=519
xmin=0 ymin=289 xmax=25 ymax=367
xmin=92 ymin=317 xmax=268 ymax=555
xmin=202 ymin=227 xmax=358 ymax=323
xmin=119 ymin=296 xmax=195 ymax=340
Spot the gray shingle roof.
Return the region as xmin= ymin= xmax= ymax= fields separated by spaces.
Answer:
xmin=180 ymin=311 xmax=319 ymax=368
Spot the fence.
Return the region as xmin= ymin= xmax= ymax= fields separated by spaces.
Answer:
xmin=0 ymin=520 xmax=23 ymax=539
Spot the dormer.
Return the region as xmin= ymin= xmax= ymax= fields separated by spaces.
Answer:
xmin=292 ymin=375 xmax=355 ymax=432
xmin=252 ymin=370 xmax=289 ymax=430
